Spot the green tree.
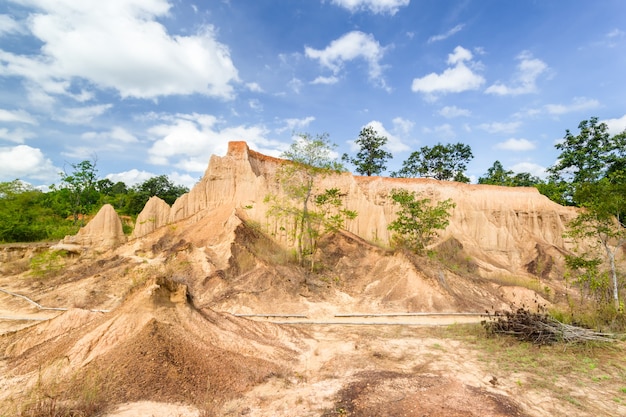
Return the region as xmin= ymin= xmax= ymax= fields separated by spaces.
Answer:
xmin=392 ymin=142 xmax=473 ymax=182
xmin=548 ymin=117 xmax=626 ymax=311
xmin=269 ymin=133 xmax=347 ymax=268
xmin=56 ymin=160 xmax=100 ymax=225
xmin=0 ymin=180 xmax=75 ymax=242
xmin=564 ymin=178 xmax=626 ymax=311
xmin=478 ymin=161 xmax=514 ymax=185
xmin=313 ymin=188 xmax=358 ymax=234
xmin=479 ymin=161 xmax=541 ymax=187
xmin=387 ymin=188 xmax=455 ymax=254
xmin=125 ymin=175 xmax=189 ymax=215
xmin=342 ymin=126 xmax=393 ymax=176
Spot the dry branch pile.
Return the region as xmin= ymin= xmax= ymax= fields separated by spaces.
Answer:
xmin=482 ymin=306 xmax=616 ymax=345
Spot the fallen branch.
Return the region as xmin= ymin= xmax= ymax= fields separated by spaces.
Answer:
xmin=0 ymin=287 xmax=109 ymax=313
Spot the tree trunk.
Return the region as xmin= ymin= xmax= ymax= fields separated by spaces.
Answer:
xmin=603 ymin=241 xmax=620 ymax=311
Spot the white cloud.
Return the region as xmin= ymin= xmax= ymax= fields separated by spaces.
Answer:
xmin=509 ymin=161 xmax=547 ymax=178
xmin=428 ymin=24 xmax=465 ymax=44
xmin=0 ymin=109 xmax=38 ymax=124
xmin=56 ymin=104 xmax=113 ymax=125
xmin=391 ymin=117 xmax=414 ymax=136
xmin=106 ymin=169 xmax=155 ymax=187
xmin=0 ymin=145 xmax=59 ymax=182
xmin=494 ymin=138 xmax=536 ymax=151
xmin=246 ymin=82 xmax=263 ymax=92
xmin=311 ymin=75 xmax=340 ymax=85
xmin=439 ymin=105 xmax=471 ymax=118
xmin=330 ymin=0 xmax=410 ymax=15
xmin=423 ymin=124 xmax=456 ymax=140
xmin=544 ymin=97 xmax=600 ymax=115
xmin=603 ymin=114 xmax=626 ymax=135
xmin=168 ymin=172 xmax=199 ymax=189
xmin=81 ymin=127 xmax=138 ymax=143
xmin=288 ymin=78 xmax=303 ymax=94
xmin=478 ymin=121 xmax=522 ymax=135
xmin=0 ymin=127 xmax=36 ymax=143
xmin=0 ymin=0 xmax=239 ymax=100
xmin=276 ymin=116 xmax=316 ymax=134
xmin=485 ymin=51 xmax=548 ymax=96
xmin=411 ymin=46 xmax=485 ymax=95
xmin=248 ymin=99 xmax=263 ymax=111
xmin=0 ymin=14 xmax=24 ymax=36
xmin=147 ymin=113 xmax=283 ymax=172
xmin=359 ymin=120 xmax=410 ymax=153
xmin=305 ymin=31 xmax=388 ymax=85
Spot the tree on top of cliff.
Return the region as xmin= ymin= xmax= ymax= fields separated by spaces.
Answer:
xmin=479 ymin=160 xmax=541 ymax=187
xmin=391 ymin=142 xmax=473 ymax=183
xmin=342 ymin=126 xmax=393 ymax=176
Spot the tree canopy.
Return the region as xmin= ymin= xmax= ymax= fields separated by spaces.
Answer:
xmin=392 ymin=142 xmax=473 ymax=182
xmin=387 ymin=188 xmax=455 ymax=254
xmin=342 ymin=126 xmax=393 ymax=176
xmin=478 ymin=160 xmax=541 ymax=187
xmin=547 ymin=117 xmax=626 ymax=312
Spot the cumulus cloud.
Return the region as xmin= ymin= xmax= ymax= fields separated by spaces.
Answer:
xmin=478 ymin=121 xmax=522 ymax=134
xmin=428 ymin=24 xmax=465 ymax=44
xmin=276 ymin=116 xmax=316 ymax=134
xmin=391 ymin=117 xmax=414 ymax=136
xmin=0 ymin=109 xmax=38 ymax=125
xmin=423 ymin=124 xmax=456 ymax=140
xmin=510 ymin=161 xmax=547 ymax=178
xmin=0 ymin=145 xmax=59 ymax=182
xmin=543 ymin=97 xmax=600 ymax=116
xmin=81 ymin=127 xmax=138 ymax=143
xmin=494 ymin=138 xmax=536 ymax=151
xmin=0 ymin=0 xmax=239 ymax=100
xmin=603 ymin=114 xmax=626 ymax=135
xmin=0 ymin=127 xmax=36 ymax=143
xmin=485 ymin=51 xmax=548 ymax=96
xmin=147 ymin=113 xmax=283 ymax=172
xmin=353 ymin=120 xmax=410 ymax=153
xmin=311 ymin=75 xmax=340 ymax=85
xmin=105 ymin=169 xmax=156 ymax=187
xmin=439 ymin=105 xmax=471 ymax=118
xmin=305 ymin=31 xmax=388 ymax=86
xmin=411 ymin=46 xmax=485 ymax=95
xmin=56 ymin=104 xmax=113 ymax=125
xmin=0 ymin=14 xmax=24 ymax=36
xmin=330 ymin=0 xmax=410 ymax=15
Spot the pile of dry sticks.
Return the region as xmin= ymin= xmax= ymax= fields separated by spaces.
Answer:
xmin=482 ymin=305 xmax=616 ymax=345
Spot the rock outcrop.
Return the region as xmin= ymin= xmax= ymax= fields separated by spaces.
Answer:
xmin=146 ymin=141 xmax=578 ymax=279
xmin=60 ymin=204 xmax=126 ymax=250
xmin=131 ymin=196 xmax=171 ymax=239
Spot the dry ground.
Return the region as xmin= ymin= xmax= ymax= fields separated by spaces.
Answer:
xmin=1 ymin=223 xmax=625 ymax=417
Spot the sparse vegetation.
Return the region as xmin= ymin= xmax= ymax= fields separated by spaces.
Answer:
xmin=387 ymin=188 xmax=455 ymax=254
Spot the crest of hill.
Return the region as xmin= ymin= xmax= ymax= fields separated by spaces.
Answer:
xmin=130 ymin=141 xmax=578 ymax=280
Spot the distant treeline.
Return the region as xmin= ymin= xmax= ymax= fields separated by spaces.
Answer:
xmin=0 ymin=167 xmax=189 ymax=243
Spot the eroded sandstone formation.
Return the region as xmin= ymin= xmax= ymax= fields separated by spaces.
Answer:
xmin=60 ymin=203 xmax=127 ymax=250
xmin=144 ymin=141 xmax=578 ymax=279
xmin=131 ymin=196 xmax=171 ymax=239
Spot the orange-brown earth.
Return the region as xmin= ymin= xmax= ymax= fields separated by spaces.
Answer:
xmin=1 ymin=142 xmax=625 ymax=416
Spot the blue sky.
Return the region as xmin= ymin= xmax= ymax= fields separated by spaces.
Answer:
xmin=1 ymin=0 xmax=625 ymax=189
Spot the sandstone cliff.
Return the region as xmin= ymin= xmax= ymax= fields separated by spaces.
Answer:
xmin=140 ymin=141 xmax=578 ymax=279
